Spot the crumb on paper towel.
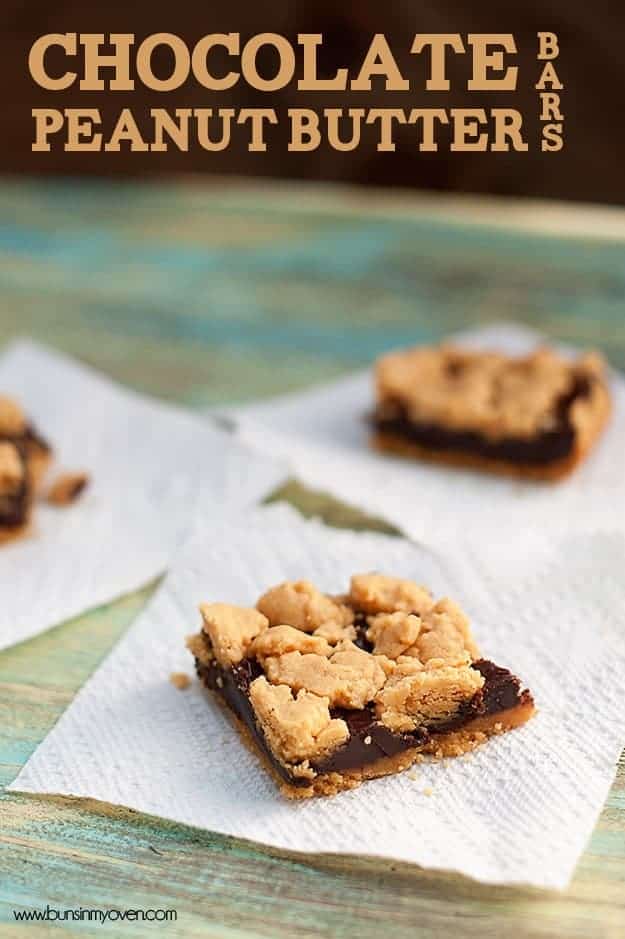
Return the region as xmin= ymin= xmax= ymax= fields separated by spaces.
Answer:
xmin=46 ymin=471 xmax=90 ymax=506
xmin=423 ymin=787 xmax=433 ymax=797
xmin=170 ymin=672 xmax=192 ymax=691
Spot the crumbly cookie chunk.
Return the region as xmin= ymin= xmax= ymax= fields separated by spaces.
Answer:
xmin=0 ymin=396 xmax=26 ymax=436
xmin=404 ymin=598 xmax=479 ymax=666
xmin=0 ymin=442 xmax=24 ymax=491
xmin=46 ymin=471 xmax=89 ymax=506
xmin=251 ymin=624 xmax=332 ymax=661
xmin=263 ymin=643 xmax=386 ymax=709
xmin=170 ymin=671 xmax=192 ymax=690
xmin=249 ymin=676 xmax=349 ymax=764
xmin=313 ymin=621 xmax=357 ymax=644
xmin=349 ymin=573 xmax=432 ymax=615
xmin=366 ymin=611 xmax=421 ymax=659
xmin=375 ymin=343 xmax=606 ymax=440
xmin=257 ymin=580 xmax=354 ymax=632
xmin=375 ymin=664 xmax=485 ymax=733
xmin=200 ymin=603 xmax=268 ymax=667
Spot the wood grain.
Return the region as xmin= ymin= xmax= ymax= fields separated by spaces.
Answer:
xmin=1 ymin=179 xmax=624 ymax=936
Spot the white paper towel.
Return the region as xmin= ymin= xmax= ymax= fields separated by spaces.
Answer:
xmin=232 ymin=323 xmax=625 ymax=543
xmin=11 ymin=504 xmax=625 ymax=889
xmin=0 ymin=339 xmax=287 ymax=650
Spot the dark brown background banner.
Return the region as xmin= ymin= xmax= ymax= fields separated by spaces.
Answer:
xmin=2 ymin=1 xmax=623 ymax=204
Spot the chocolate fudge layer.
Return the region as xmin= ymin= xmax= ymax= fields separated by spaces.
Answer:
xmin=371 ymin=345 xmax=610 ymax=481
xmin=187 ymin=575 xmax=535 ymax=798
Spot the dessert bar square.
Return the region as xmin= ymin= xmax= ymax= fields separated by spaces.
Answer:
xmin=371 ymin=344 xmax=611 ymax=480
xmin=0 ymin=396 xmax=51 ymax=537
xmin=187 ymin=574 xmax=534 ymax=798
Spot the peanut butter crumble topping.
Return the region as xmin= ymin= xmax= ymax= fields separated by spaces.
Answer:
xmin=189 ymin=572 xmax=535 ymax=795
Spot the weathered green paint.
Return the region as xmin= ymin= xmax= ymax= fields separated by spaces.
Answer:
xmin=0 ymin=180 xmax=624 ymax=937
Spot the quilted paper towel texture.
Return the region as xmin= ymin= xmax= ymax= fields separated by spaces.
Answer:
xmin=0 ymin=340 xmax=286 ymax=649
xmin=233 ymin=323 xmax=624 ymax=543
xmin=11 ymin=504 xmax=625 ymax=889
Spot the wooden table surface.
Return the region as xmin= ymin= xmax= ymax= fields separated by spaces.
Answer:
xmin=1 ymin=177 xmax=625 ymax=937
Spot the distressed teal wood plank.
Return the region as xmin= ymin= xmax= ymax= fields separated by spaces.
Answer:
xmin=1 ymin=179 xmax=625 ymax=936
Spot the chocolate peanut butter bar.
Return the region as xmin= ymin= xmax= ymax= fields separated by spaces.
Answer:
xmin=0 ymin=395 xmax=51 ymax=486
xmin=0 ymin=396 xmax=51 ymax=537
xmin=187 ymin=575 xmax=534 ymax=798
xmin=371 ymin=344 xmax=611 ymax=480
